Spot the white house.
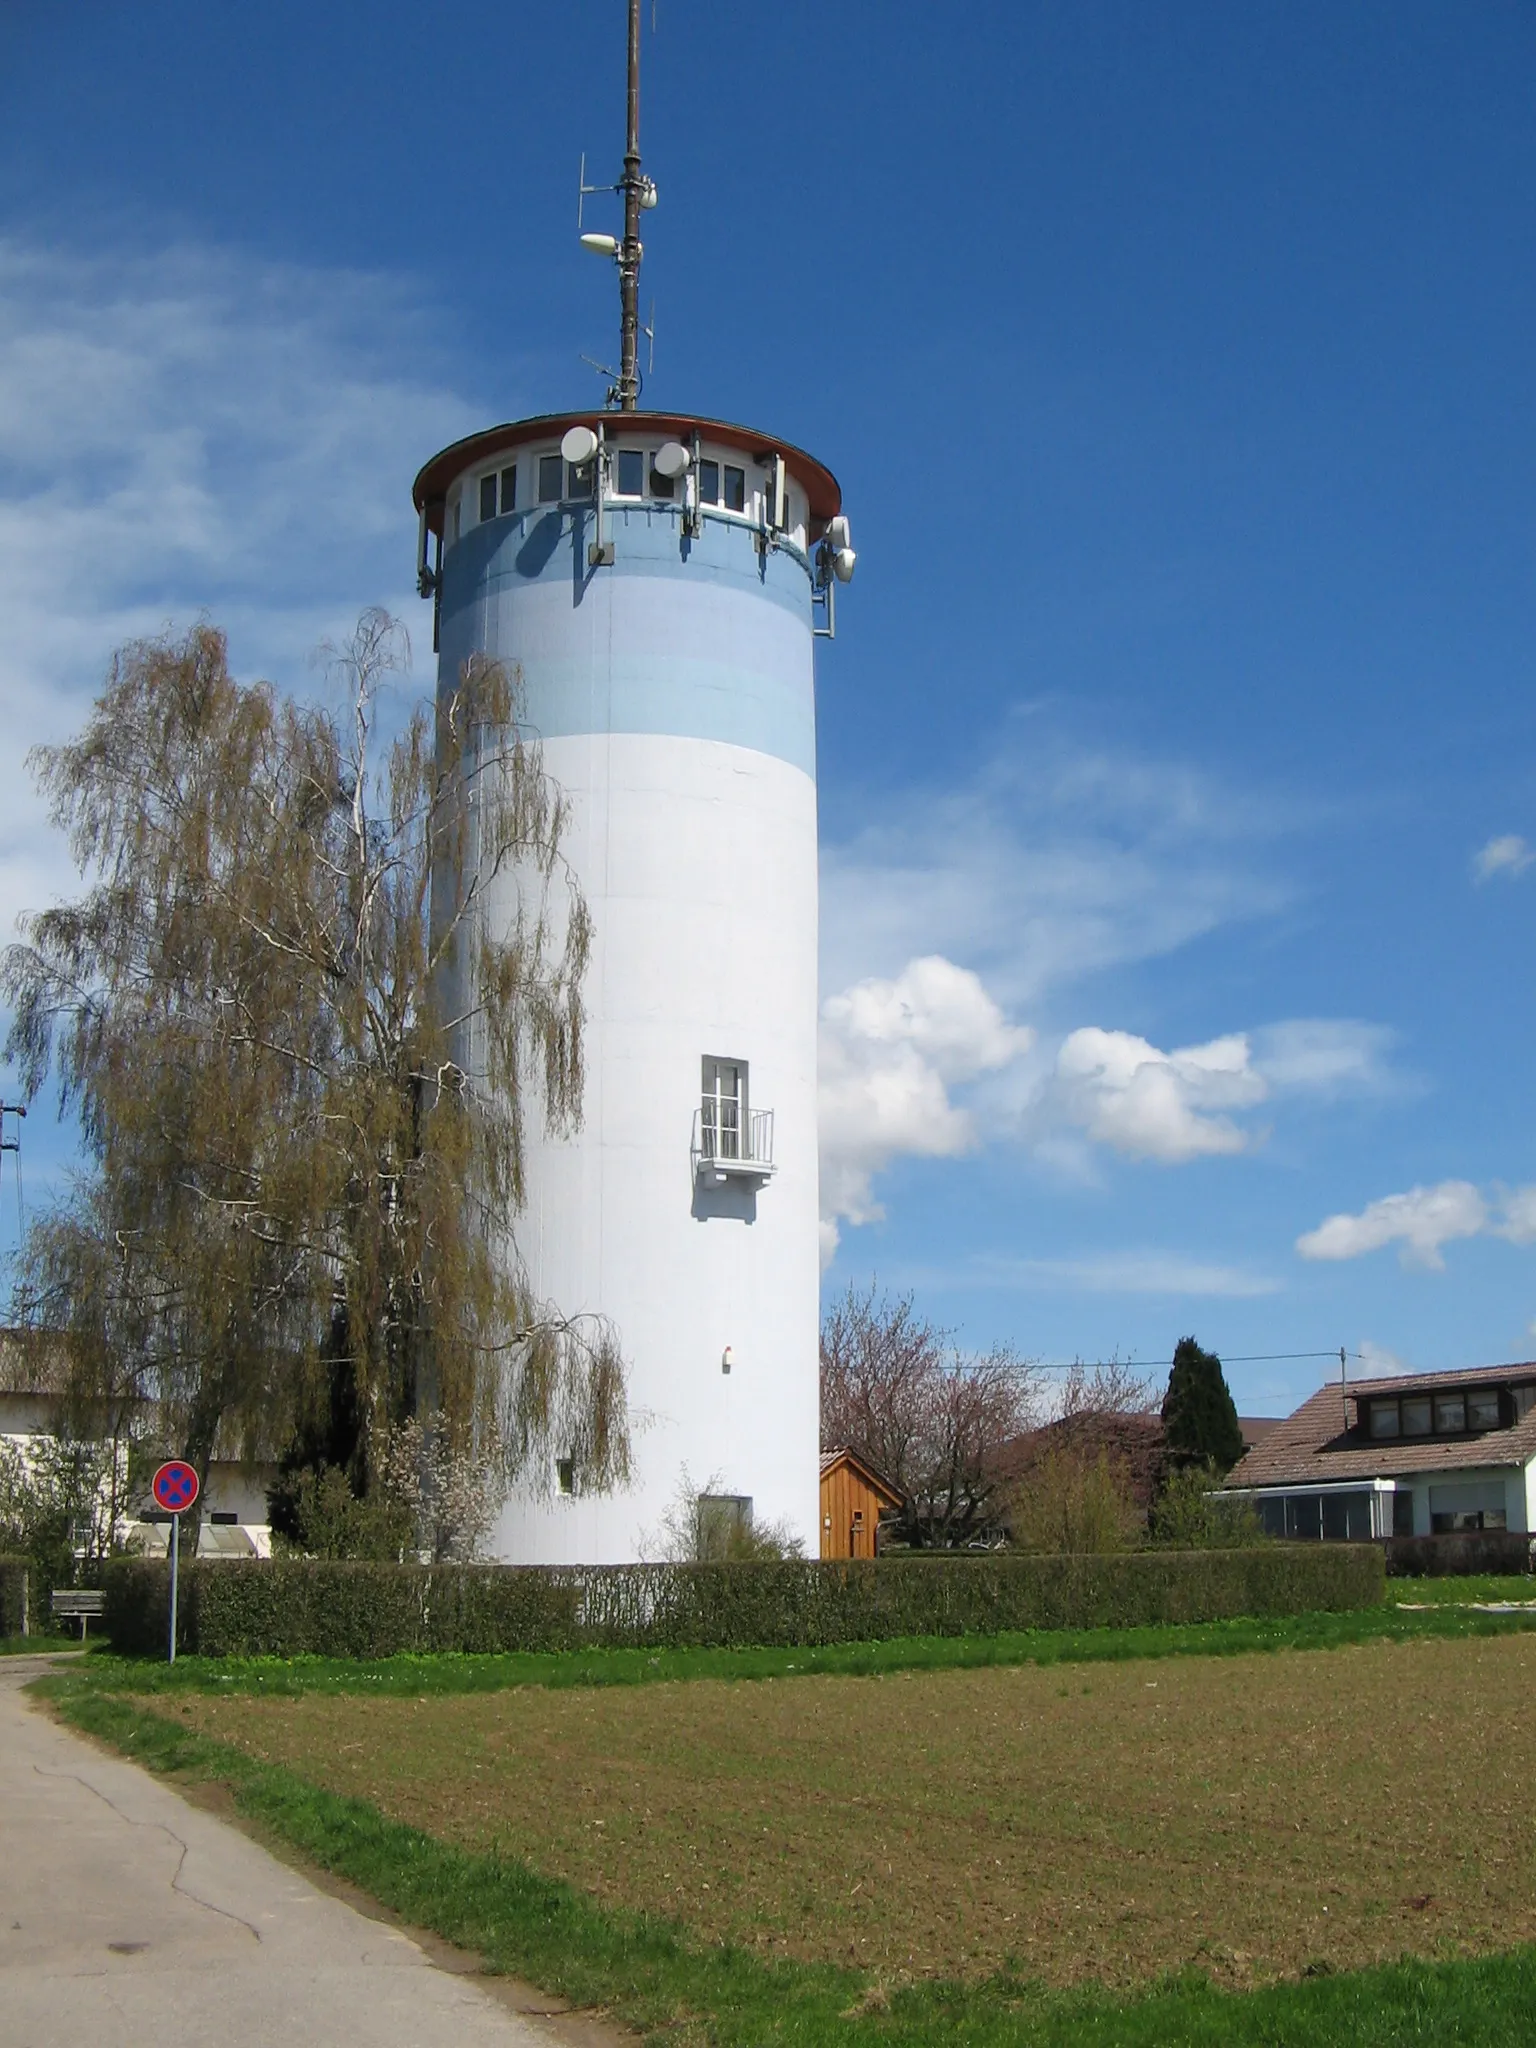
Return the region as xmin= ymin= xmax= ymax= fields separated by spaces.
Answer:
xmin=1223 ymin=1360 xmax=1536 ymax=1543
xmin=0 ymin=1331 xmax=275 ymax=1559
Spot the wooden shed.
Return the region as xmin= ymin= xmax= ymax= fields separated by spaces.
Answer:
xmin=819 ymin=1447 xmax=904 ymax=1559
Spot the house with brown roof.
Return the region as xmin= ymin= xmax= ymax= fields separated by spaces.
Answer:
xmin=1223 ymin=1361 xmax=1536 ymax=1542
xmin=819 ymin=1447 xmax=904 ymax=1558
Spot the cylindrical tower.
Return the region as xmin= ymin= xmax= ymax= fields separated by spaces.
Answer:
xmin=412 ymin=413 xmax=849 ymax=1561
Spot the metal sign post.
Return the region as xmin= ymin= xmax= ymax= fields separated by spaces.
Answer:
xmin=151 ymin=1461 xmax=200 ymax=1664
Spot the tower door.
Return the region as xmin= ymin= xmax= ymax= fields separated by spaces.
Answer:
xmin=701 ymin=1058 xmax=746 ymax=1160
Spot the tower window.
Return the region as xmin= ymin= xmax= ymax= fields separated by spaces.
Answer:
xmin=479 ymin=473 xmax=498 ymax=523
xmin=700 ymin=1057 xmax=746 ymax=1161
xmin=724 ymin=464 xmax=745 ymax=513
xmin=698 ymin=458 xmax=720 ymax=506
xmin=566 ymin=459 xmax=595 ymax=502
xmin=615 ymin=448 xmax=645 ymax=497
xmin=538 ymin=453 xmax=564 ymax=503
xmin=649 ymin=462 xmax=675 ymax=500
xmin=449 ymin=489 xmax=462 ymax=544
xmin=556 ymin=1456 xmax=575 ymax=1496
xmin=500 ymin=464 xmax=517 ymax=513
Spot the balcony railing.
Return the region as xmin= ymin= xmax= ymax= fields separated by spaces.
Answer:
xmin=692 ymin=1104 xmax=776 ymax=1183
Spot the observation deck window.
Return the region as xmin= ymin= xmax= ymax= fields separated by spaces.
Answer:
xmin=478 ymin=466 xmax=516 ymax=523
xmin=615 ymin=448 xmax=645 ymax=497
xmin=538 ymin=453 xmax=563 ymax=503
xmin=648 ymin=458 xmax=675 ymax=499
xmin=698 ymin=458 xmax=719 ymax=505
xmin=723 ymin=464 xmax=745 ymax=513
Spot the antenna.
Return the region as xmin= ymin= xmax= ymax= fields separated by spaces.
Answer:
xmin=577 ymin=0 xmax=655 ymax=410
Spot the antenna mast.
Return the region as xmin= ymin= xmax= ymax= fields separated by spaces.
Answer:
xmin=618 ymin=0 xmax=643 ymax=410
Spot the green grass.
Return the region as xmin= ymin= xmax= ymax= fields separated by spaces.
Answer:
xmin=42 ymin=1679 xmax=1536 ymax=2047
xmin=69 ymin=1596 xmax=1536 ymax=1699
xmin=1387 ymin=1574 xmax=1536 ymax=1606
xmin=0 ymin=1633 xmax=83 ymax=1655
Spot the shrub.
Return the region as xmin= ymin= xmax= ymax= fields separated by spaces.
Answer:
xmin=1008 ymin=1448 xmax=1140 ymax=1554
xmin=0 ymin=1555 xmax=30 ymax=1637
xmin=1149 ymin=1462 xmax=1266 ymax=1548
xmin=101 ymin=1545 xmax=1384 ymax=1659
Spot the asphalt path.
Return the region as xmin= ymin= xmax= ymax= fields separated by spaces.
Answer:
xmin=0 ymin=1653 xmax=617 ymax=2048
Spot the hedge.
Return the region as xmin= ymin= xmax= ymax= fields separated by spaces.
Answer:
xmin=101 ymin=1544 xmax=1385 ymax=1659
xmin=0 ymin=1555 xmax=29 ymax=1637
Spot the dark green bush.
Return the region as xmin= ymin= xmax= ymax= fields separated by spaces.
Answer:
xmin=0 ymin=1555 xmax=30 ymax=1637
xmin=102 ymin=1545 xmax=1384 ymax=1659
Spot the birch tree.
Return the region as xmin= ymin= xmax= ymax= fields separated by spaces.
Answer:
xmin=4 ymin=614 xmax=628 ymax=1528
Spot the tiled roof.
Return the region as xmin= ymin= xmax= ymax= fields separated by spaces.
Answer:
xmin=1225 ymin=1363 xmax=1536 ymax=1488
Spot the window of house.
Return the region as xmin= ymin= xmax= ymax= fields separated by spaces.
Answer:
xmin=556 ymin=1456 xmax=575 ymax=1495
xmin=1467 ymin=1389 xmax=1501 ymax=1431
xmin=615 ymin=448 xmax=645 ymax=497
xmin=1434 ymin=1394 xmax=1466 ymax=1433
xmin=1392 ymin=1489 xmax=1415 ymax=1538
xmin=1369 ymin=1400 xmax=1400 ymax=1439
xmin=698 ymin=458 xmax=720 ymax=506
xmin=1402 ymin=1396 xmax=1432 ymax=1435
xmin=479 ymin=473 xmax=498 ymax=523
xmin=723 ymin=464 xmax=746 ymax=512
xmin=1514 ymin=1384 xmax=1536 ymax=1420
xmin=538 ymin=453 xmax=564 ymax=503
xmin=700 ymin=1057 xmax=746 ymax=1161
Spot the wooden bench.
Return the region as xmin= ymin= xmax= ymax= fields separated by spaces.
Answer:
xmin=50 ymin=1589 xmax=105 ymax=1641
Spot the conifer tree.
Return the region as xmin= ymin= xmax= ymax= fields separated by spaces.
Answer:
xmin=1160 ymin=1334 xmax=1245 ymax=1474
xmin=4 ymin=613 xmax=629 ymax=1528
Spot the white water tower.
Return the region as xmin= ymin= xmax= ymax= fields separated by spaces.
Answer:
xmin=412 ymin=14 xmax=852 ymax=1562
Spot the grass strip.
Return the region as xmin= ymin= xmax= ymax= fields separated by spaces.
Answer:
xmin=71 ymin=1597 xmax=1536 ymax=1699
xmin=45 ymin=1679 xmax=1536 ymax=2047
xmin=0 ymin=1634 xmax=81 ymax=1655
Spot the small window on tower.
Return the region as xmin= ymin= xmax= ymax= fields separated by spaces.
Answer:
xmin=538 ymin=453 xmax=564 ymax=503
xmin=556 ymin=1457 xmax=575 ymax=1496
xmin=500 ymin=464 xmax=518 ymax=513
xmin=649 ymin=461 xmax=675 ymax=500
xmin=567 ymin=459 xmax=595 ymax=502
xmin=479 ymin=473 xmax=497 ymax=523
xmin=698 ymin=458 xmax=720 ymax=505
xmin=616 ymin=449 xmax=645 ymax=497
xmin=723 ymin=464 xmax=745 ymax=512
xmin=449 ymin=490 xmax=462 ymax=544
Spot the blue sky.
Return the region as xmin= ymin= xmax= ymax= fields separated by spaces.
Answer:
xmin=1 ymin=1 xmax=1533 ymax=1413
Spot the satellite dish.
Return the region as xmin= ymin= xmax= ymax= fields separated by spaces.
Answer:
xmin=832 ymin=547 xmax=857 ymax=584
xmin=561 ymin=425 xmax=599 ymax=466
xmin=579 ymin=232 xmax=619 ymax=258
xmin=653 ymin=441 xmax=690 ymax=479
xmin=826 ymin=515 xmax=851 ymax=551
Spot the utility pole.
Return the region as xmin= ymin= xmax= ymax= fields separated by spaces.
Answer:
xmin=617 ymin=0 xmax=644 ymax=410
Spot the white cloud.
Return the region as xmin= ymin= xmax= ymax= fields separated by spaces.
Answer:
xmin=1474 ymin=834 xmax=1534 ymax=882
xmin=817 ymin=955 xmax=1033 ymax=1258
xmin=1297 ymin=1180 xmax=1493 ymax=1269
xmin=0 ymin=235 xmax=484 ymax=949
xmin=967 ymin=1251 xmax=1281 ymax=1298
xmin=1355 ymin=1339 xmax=1407 ymax=1375
xmin=819 ymin=728 xmax=1295 ymax=1008
xmin=1049 ymin=1027 xmax=1264 ymax=1163
xmin=1248 ymin=1019 xmax=1399 ymax=1097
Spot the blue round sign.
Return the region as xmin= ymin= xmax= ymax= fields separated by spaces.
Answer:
xmin=151 ymin=1460 xmax=199 ymax=1514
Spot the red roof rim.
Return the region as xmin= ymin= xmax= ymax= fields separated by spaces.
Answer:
xmin=412 ymin=410 xmax=843 ymax=533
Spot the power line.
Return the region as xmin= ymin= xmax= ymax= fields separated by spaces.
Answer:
xmin=1023 ymin=1349 xmax=1354 ymax=1374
